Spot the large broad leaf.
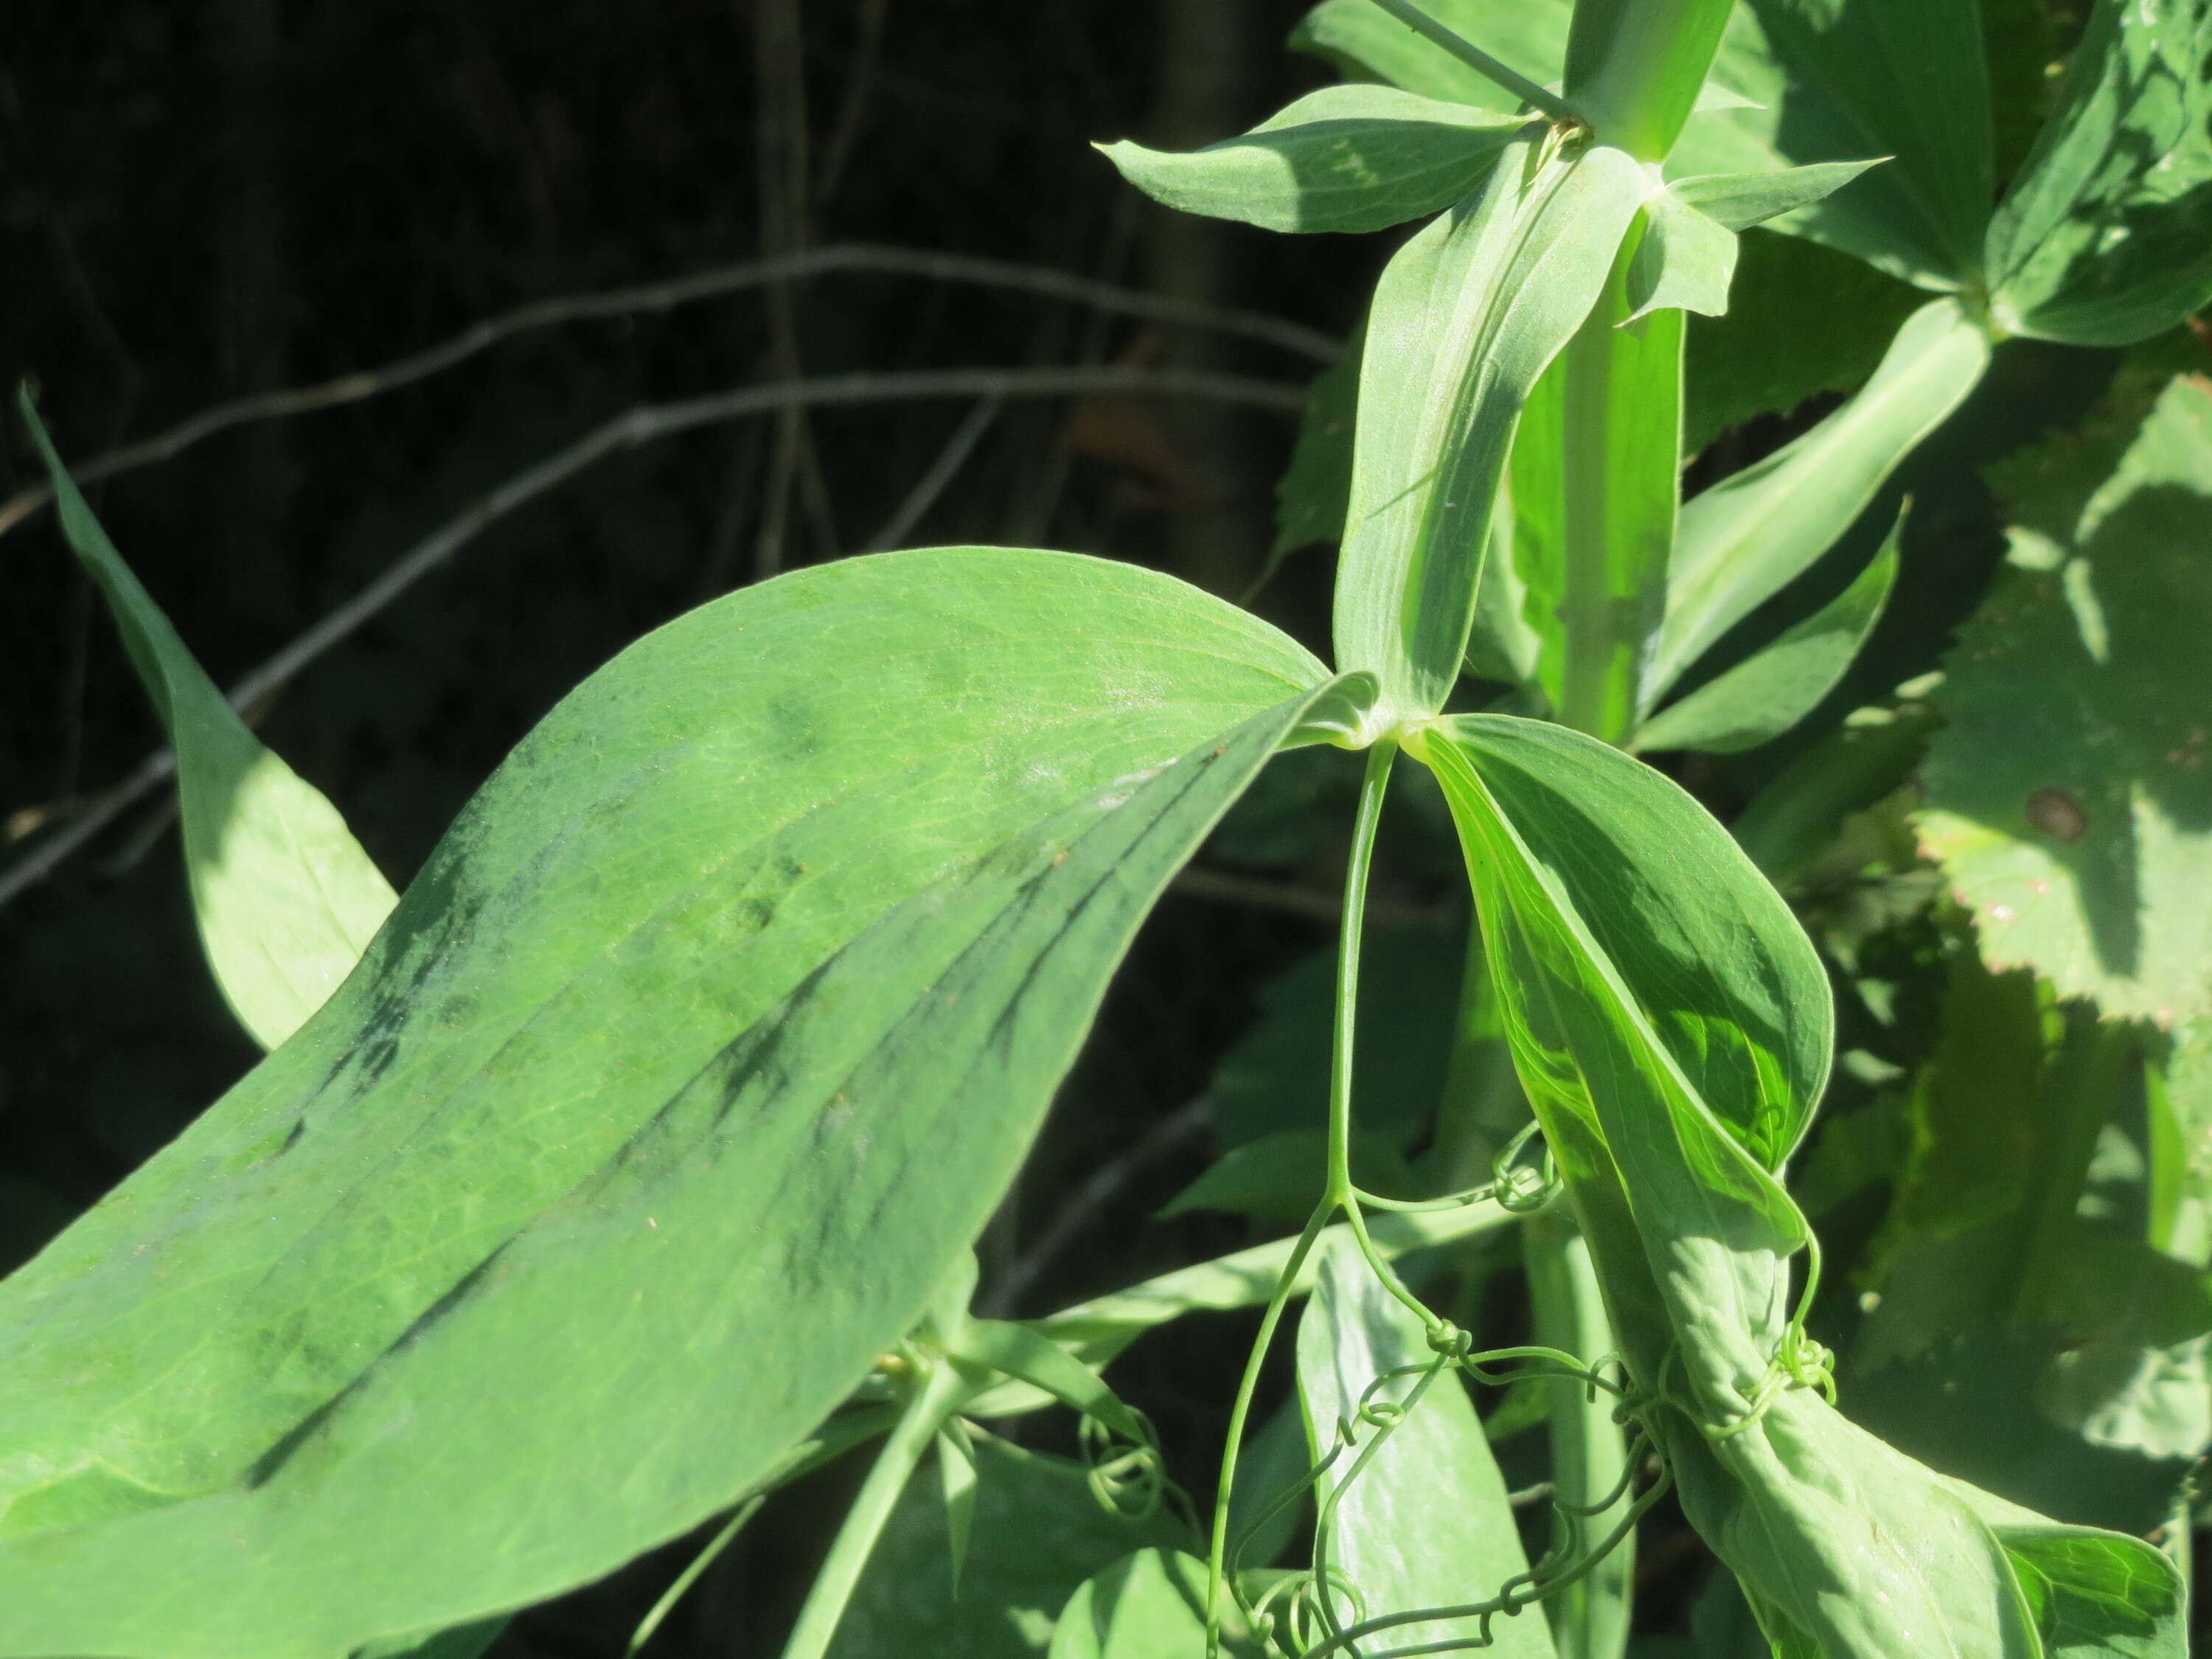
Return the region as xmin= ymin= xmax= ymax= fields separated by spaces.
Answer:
xmin=1333 ymin=131 xmax=1647 ymax=724
xmin=1986 ymin=0 xmax=2212 ymax=345
xmin=20 ymin=394 xmax=396 ymax=1049
xmin=830 ymin=1436 xmax=1183 ymax=1659
xmin=1413 ymin=716 xmax=2184 ymax=1658
xmin=1100 ymin=86 xmax=1521 ymax=234
xmin=1632 ymin=519 xmax=1899 ymax=755
xmin=1650 ymin=297 xmax=1989 ymax=709
xmin=1295 ymin=1236 xmax=1555 ymax=1658
xmin=0 ymin=547 xmax=1328 ymax=1659
xmin=1919 ymin=374 xmax=2212 ymax=1024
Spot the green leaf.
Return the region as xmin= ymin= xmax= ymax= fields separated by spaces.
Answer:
xmin=1046 ymin=1548 xmax=1253 ymax=1659
xmin=830 ymin=1438 xmax=1184 ymax=1659
xmin=0 ymin=547 xmax=1325 ymax=1658
xmin=1295 ymin=1235 xmax=1555 ymax=1658
xmin=1624 ymin=192 xmax=1737 ymax=323
xmin=2147 ymin=1017 xmax=2212 ymax=1268
xmin=1289 ymin=0 xmax=1573 ymax=114
xmin=1099 ymin=86 xmax=1521 ymax=234
xmin=1671 ymin=159 xmax=1882 ymax=232
xmin=1986 ymin=0 xmax=2212 ymax=345
xmin=1332 ymin=133 xmax=1649 ymax=725
xmin=936 ymin=1421 xmax=979 ymax=1596
xmin=1651 ymin=296 xmax=1989 ymax=709
xmin=19 ymin=391 xmax=397 ymax=1050
xmin=1414 ymin=715 xmax=1826 ymax=1400
xmin=1919 ymin=374 xmax=2212 ymax=1023
xmin=1632 ymin=515 xmax=1899 ymax=754
xmin=1729 ymin=0 xmax=1995 ymax=288
xmin=1681 ymin=231 xmax=1922 ymax=456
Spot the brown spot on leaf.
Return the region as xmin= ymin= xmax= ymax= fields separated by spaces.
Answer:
xmin=2026 ymin=787 xmax=2089 ymax=843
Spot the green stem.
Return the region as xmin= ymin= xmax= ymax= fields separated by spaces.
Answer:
xmin=777 ymin=1362 xmax=969 ymax=1659
xmin=1206 ymin=1206 xmax=1333 ymax=1656
xmin=1526 ymin=1213 xmax=1635 ymax=1659
xmin=2011 ymin=1010 xmax=2135 ymax=1329
xmin=1362 ymin=0 xmax=1577 ymax=123
xmin=1557 ymin=220 xmax=1680 ymax=748
xmin=1328 ymin=738 xmax=1399 ymax=1203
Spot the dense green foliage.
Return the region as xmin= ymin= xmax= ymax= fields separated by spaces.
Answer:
xmin=8 ymin=0 xmax=2212 ymax=1655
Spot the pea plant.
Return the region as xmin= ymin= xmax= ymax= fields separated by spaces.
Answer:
xmin=7 ymin=0 xmax=2212 ymax=1656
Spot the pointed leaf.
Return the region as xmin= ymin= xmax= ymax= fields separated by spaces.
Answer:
xmin=1651 ymin=296 xmax=1988 ymax=707
xmin=1100 ymin=86 xmax=1520 ymax=234
xmin=936 ymin=1422 xmax=979 ymax=1597
xmin=0 ymin=547 xmax=1325 ymax=1659
xmin=1295 ymin=1236 xmax=1554 ymax=1658
xmin=20 ymin=392 xmax=396 ymax=1049
xmin=1624 ymin=192 xmax=1737 ymax=322
xmin=1333 ymin=133 xmax=1648 ymax=724
xmin=1986 ymin=0 xmax=2212 ymax=346
xmin=1672 ymin=158 xmax=1882 ymax=232
xmin=1633 ymin=515 xmax=1899 ymax=754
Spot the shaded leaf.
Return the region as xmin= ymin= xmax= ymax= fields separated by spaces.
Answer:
xmin=1652 ymin=296 xmax=1989 ymax=708
xmin=1209 ymin=929 xmax=1467 ymax=1151
xmin=20 ymin=391 xmax=396 ymax=1050
xmin=1671 ymin=159 xmax=1882 ymax=232
xmin=1681 ymin=231 xmax=1921 ymax=455
xmin=1100 ymin=86 xmax=1520 ymax=234
xmin=831 ymin=1437 xmax=1184 ymax=1659
xmin=1046 ymin=1548 xmax=1253 ymax=1659
xmin=1295 ymin=1235 xmax=1554 ymax=1658
xmin=0 ymin=547 xmax=1324 ymax=1658
xmin=1633 ymin=515 xmax=1899 ymax=754
xmin=1920 ymin=375 xmax=2212 ymax=1023
xmin=1986 ymin=0 xmax=2212 ymax=345
xmin=1723 ymin=0 xmax=1994 ymax=287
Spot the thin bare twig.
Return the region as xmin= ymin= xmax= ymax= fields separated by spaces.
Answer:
xmin=0 ymin=363 xmax=1307 ymax=911
xmin=0 ymin=244 xmax=1338 ymax=543
xmin=863 ymin=397 xmax=1002 ymax=552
